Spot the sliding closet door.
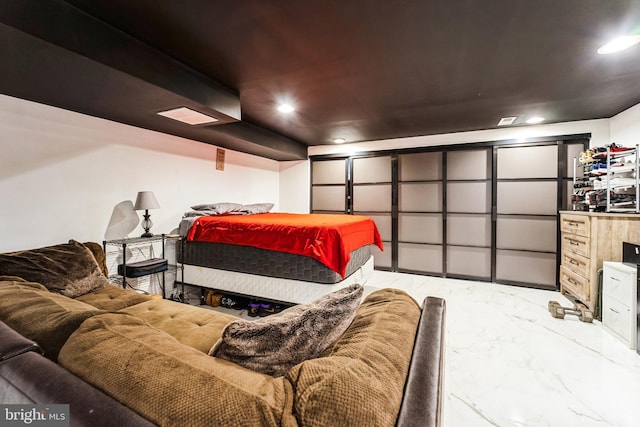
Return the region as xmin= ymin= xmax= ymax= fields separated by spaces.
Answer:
xmin=495 ymin=145 xmax=558 ymax=288
xmin=352 ymin=156 xmax=393 ymax=269
xmin=310 ymin=159 xmax=347 ymax=213
xmin=446 ymin=149 xmax=492 ymax=279
xmin=311 ymin=135 xmax=589 ymax=289
xmin=397 ymin=152 xmax=443 ymax=274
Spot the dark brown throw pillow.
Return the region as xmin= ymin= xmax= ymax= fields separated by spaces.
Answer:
xmin=81 ymin=241 xmax=109 ymax=278
xmin=0 ymin=240 xmax=109 ymax=298
xmin=209 ymin=283 xmax=363 ymax=376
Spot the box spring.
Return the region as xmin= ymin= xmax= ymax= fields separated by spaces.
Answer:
xmin=180 ymin=256 xmax=374 ymax=305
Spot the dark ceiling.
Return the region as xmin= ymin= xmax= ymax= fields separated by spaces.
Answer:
xmin=2 ymin=0 xmax=640 ymax=160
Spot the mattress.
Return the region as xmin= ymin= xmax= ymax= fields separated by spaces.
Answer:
xmin=184 ymin=213 xmax=383 ymax=278
xmin=179 ymin=242 xmax=373 ymax=284
xmin=180 ymin=255 xmax=375 ymax=305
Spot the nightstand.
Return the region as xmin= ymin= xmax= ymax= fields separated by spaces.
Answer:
xmin=602 ymin=261 xmax=638 ymax=349
xmin=103 ymin=234 xmax=180 ymax=298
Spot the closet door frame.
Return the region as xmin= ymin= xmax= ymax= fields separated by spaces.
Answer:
xmin=310 ymin=133 xmax=590 ymax=289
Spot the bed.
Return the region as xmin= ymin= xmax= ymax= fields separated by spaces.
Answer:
xmin=178 ymin=211 xmax=383 ymax=304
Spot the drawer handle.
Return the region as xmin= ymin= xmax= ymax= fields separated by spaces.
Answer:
xmin=609 ymin=307 xmax=620 ymax=314
xmin=567 ymin=221 xmax=579 ymax=227
xmin=567 ymin=278 xmax=577 ymax=285
xmin=569 ymin=259 xmax=578 ymax=265
xmin=610 ymin=277 xmax=620 ymax=282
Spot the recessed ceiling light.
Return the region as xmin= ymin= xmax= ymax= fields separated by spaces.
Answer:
xmin=497 ymin=116 xmax=517 ymax=126
xmin=597 ymin=35 xmax=640 ymax=54
xmin=526 ymin=116 xmax=545 ymax=124
xmin=333 ymin=137 xmax=346 ymax=144
xmin=157 ymin=107 xmax=219 ymax=125
xmin=277 ymin=103 xmax=295 ymax=113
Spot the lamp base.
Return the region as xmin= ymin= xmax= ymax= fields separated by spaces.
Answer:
xmin=140 ymin=209 xmax=154 ymax=238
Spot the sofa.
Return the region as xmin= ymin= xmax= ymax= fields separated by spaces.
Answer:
xmin=0 ymin=240 xmax=446 ymax=427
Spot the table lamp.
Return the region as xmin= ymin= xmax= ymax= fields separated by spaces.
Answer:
xmin=133 ymin=191 xmax=160 ymax=237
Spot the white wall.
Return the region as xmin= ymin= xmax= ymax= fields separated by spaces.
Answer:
xmin=278 ymin=160 xmax=309 ymax=213
xmin=0 ymin=94 xmax=280 ymax=253
xmin=610 ymin=102 xmax=640 ymax=148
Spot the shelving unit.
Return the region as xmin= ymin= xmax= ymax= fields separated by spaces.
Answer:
xmin=103 ymin=234 xmax=180 ymax=297
xmin=572 ymin=144 xmax=639 ymax=213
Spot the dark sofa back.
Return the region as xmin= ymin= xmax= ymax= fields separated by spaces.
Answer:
xmin=0 ymin=321 xmax=154 ymax=427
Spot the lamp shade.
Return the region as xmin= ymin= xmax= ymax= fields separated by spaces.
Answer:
xmin=133 ymin=191 xmax=160 ymax=210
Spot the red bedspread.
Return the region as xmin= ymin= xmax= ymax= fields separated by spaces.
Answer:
xmin=186 ymin=213 xmax=383 ymax=278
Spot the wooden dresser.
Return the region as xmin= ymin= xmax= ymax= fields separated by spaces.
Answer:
xmin=559 ymin=211 xmax=640 ymax=313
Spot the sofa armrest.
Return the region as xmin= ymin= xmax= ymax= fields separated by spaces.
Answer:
xmin=0 ymin=351 xmax=154 ymax=427
xmin=396 ymin=296 xmax=446 ymax=427
xmin=0 ymin=320 xmax=42 ymax=362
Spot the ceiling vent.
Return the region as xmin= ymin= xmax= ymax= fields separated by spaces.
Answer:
xmin=497 ymin=116 xmax=517 ymax=126
xmin=157 ymin=107 xmax=219 ymax=125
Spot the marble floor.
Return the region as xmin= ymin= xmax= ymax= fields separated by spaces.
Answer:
xmin=365 ymin=271 xmax=640 ymax=427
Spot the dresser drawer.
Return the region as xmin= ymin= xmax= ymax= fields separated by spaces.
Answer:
xmin=560 ymin=265 xmax=589 ymax=302
xmin=603 ymin=262 xmax=635 ymax=307
xmin=561 ymin=251 xmax=590 ymax=278
xmin=560 ymin=214 xmax=590 ymax=237
xmin=602 ymin=297 xmax=635 ymax=348
xmin=561 ymin=233 xmax=590 ymax=258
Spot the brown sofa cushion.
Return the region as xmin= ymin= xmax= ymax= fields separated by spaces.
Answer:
xmin=0 ymin=275 xmax=29 ymax=283
xmin=0 ymin=240 xmax=109 ymax=297
xmin=59 ymin=313 xmax=298 ymax=427
xmin=286 ymin=288 xmax=421 ymax=427
xmin=0 ymin=281 xmax=105 ymax=360
xmin=210 ymin=284 xmax=363 ymax=377
xmin=76 ymin=285 xmax=154 ymax=311
xmin=0 ymin=278 xmax=47 ymax=290
xmin=119 ymin=299 xmax=238 ymax=353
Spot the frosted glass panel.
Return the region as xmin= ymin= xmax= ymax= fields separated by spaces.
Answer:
xmin=447 ymin=214 xmax=491 ymax=246
xmin=399 ymin=182 xmax=442 ymax=212
xmin=398 ymin=243 xmax=442 ymax=273
xmin=353 ymin=156 xmax=391 ymax=183
xmin=447 ymin=150 xmax=490 ymax=180
xmin=447 ymin=246 xmax=491 ymax=277
xmin=497 ymin=181 xmax=557 ymax=215
xmin=496 ymin=250 xmax=556 ymax=287
xmin=372 ymin=243 xmax=391 ymax=268
xmin=311 ymin=160 xmax=345 ymax=185
xmin=312 ymin=186 xmax=344 ymax=211
xmin=497 ymin=145 xmax=558 ymax=179
xmin=447 ymin=182 xmax=491 ymax=213
xmin=399 ymin=213 xmax=442 ymax=244
xmin=399 ymin=152 xmax=442 ymax=181
xmin=353 ymin=184 xmax=391 ymax=212
xmin=497 ymin=216 xmax=557 ymax=252
xmin=358 ymin=213 xmax=392 ymax=241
